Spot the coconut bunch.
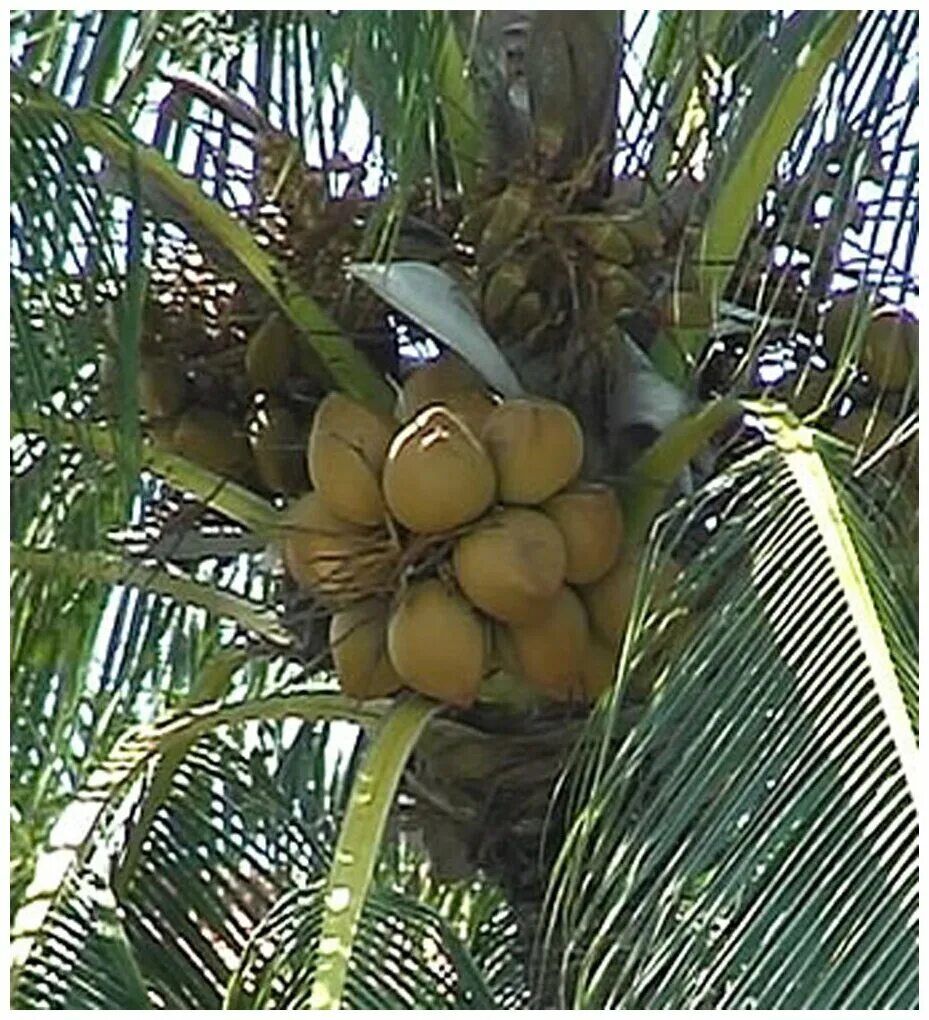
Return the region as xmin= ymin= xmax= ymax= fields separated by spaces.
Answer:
xmin=283 ymin=352 xmax=643 ymax=710
xmin=106 ymin=304 xmax=320 ymax=498
xmin=461 ymin=173 xmax=706 ymax=360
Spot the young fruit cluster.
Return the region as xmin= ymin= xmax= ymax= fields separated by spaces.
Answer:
xmin=124 ymin=330 xmax=313 ymax=498
xmin=462 ymin=174 xmax=705 ymax=356
xmin=283 ymin=354 xmax=637 ymax=709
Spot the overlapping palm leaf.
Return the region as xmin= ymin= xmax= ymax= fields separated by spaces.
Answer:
xmin=542 ymin=426 xmax=917 ymax=1009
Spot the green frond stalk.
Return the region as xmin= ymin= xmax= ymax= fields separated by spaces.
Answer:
xmin=435 ymin=20 xmax=481 ymax=195
xmin=13 ymin=412 xmax=283 ymax=538
xmin=701 ymin=12 xmax=858 ymax=302
xmin=12 ymin=690 xmax=386 ymax=985
xmin=770 ymin=412 xmax=918 ymax=785
xmin=308 ymin=694 xmax=442 ymax=1010
xmin=113 ymin=649 xmax=248 ymax=897
xmin=11 ymin=546 xmax=293 ymax=648
xmin=624 ymin=396 xmax=740 ymax=545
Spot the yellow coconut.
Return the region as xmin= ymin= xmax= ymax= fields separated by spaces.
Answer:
xmin=861 ymin=309 xmax=917 ymax=391
xmin=172 ymin=408 xmax=254 ymax=482
xmin=436 ymin=390 xmax=499 ymax=438
xmin=507 ymin=586 xmax=590 ymax=702
xmin=398 ymin=385 xmax=498 ymax=441
xmin=453 ymin=506 xmax=566 ymax=623
xmin=330 ymin=599 xmax=403 ymax=700
xmin=138 ymin=358 xmax=188 ymax=419
xmin=282 ymin=491 xmax=394 ymax=597
xmin=581 ymin=554 xmax=639 ymax=648
xmin=307 ymin=392 xmax=396 ymax=526
xmin=382 ymin=406 xmax=496 ymax=533
xmin=543 ymin=483 xmax=624 ymax=584
xmin=250 ymin=400 xmax=308 ymax=494
xmin=245 ymin=314 xmax=296 ymax=392
xmin=396 ymin=353 xmax=485 ymax=420
xmin=480 ymin=398 xmax=583 ymax=504
xmin=581 ymin=639 xmax=618 ymax=702
xmin=387 ymin=578 xmax=487 ymax=706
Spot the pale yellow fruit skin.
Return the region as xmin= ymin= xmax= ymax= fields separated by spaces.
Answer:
xmin=382 ymin=406 xmax=496 ymax=534
xmin=543 ymin=483 xmax=623 ymax=584
xmin=454 ymin=507 xmax=566 ymax=623
xmin=507 ymin=586 xmax=590 ymax=702
xmin=861 ymin=310 xmax=917 ymax=391
xmin=330 ymin=599 xmax=402 ymax=700
xmin=480 ymin=398 xmax=584 ymax=504
xmin=283 ymin=491 xmax=389 ymax=595
xmin=308 ymin=392 xmax=395 ymax=526
xmin=396 ymin=353 xmax=484 ymax=419
xmin=172 ymin=408 xmax=253 ymax=482
xmin=387 ymin=579 xmax=486 ymax=706
xmin=581 ymin=555 xmax=639 ymax=648
xmin=398 ymin=388 xmax=499 ymax=441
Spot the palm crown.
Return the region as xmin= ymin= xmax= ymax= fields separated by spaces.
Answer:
xmin=10 ymin=11 xmax=917 ymax=1010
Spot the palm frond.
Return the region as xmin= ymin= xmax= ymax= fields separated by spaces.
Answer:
xmin=308 ymin=694 xmax=440 ymax=1009
xmin=543 ymin=418 xmax=917 ymax=1009
xmin=14 ymin=719 xmax=526 ymax=1010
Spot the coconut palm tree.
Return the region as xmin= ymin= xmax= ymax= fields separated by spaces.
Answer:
xmin=10 ymin=10 xmax=917 ymax=1010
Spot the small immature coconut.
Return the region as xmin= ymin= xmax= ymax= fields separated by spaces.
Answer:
xmin=453 ymin=506 xmax=566 ymax=623
xmin=283 ymin=491 xmax=394 ymax=597
xmin=387 ymin=578 xmax=486 ymax=706
xmin=308 ymin=392 xmax=395 ymax=526
xmin=479 ymin=182 xmax=534 ymax=262
xmin=581 ymin=554 xmax=639 ymax=648
xmin=139 ymin=358 xmax=188 ymax=419
xmin=397 ymin=353 xmax=484 ymax=420
xmin=250 ymin=400 xmax=308 ymax=494
xmin=483 ymin=261 xmax=530 ymax=329
xmin=330 ymin=599 xmax=403 ymax=700
xmin=543 ymin=482 xmax=623 ymax=584
xmin=509 ymin=291 xmax=545 ymax=334
xmin=383 ymin=406 xmax=496 ymax=533
xmin=245 ymin=314 xmax=296 ymax=392
xmin=615 ymin=209 xmax=665 ymax=258
xmin=573 ymin=218 xmax=635 ymax=264
xmin=507 ymin=586 xmax=590 ymax=701
xmin=172 ymin=408 xmax=253 ymax=482
xmin=861 ymin=309 xmax=917 ymax=391
xmin=481 ymin=398 xmax=583 ymax=504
